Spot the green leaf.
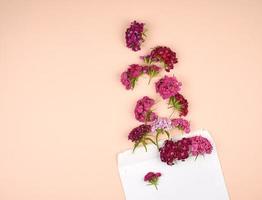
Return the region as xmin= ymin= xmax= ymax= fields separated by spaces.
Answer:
xmin=132 ymin=141 xmax=140 ymax=153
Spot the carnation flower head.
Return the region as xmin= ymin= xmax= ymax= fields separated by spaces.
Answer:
xmin=128 ymin=124 xmax=151 ymax=142
xmin=144 ymin=172 xmax=161 ymax=190
xmin=120 ymin=64 xmax=143 ymax=90
xmin=169 ymin=93 xmax=189 ymax=117
xmin=134 ymin=96 xmax=157 ymax=123
xmin=151 ymin=117 xmax=172 ymax=132
xmin=172 ymin=118 xmax=190 ymax=133
xmin=155 ymin=75 xmax=182 ymax=99
xmin=190 ymin=136 xmax=213 ymax=156
xmin=143 ymin=46 xmax=178 ymax=72
xmin=160 ymin=138 xmax=191 ymax=165
xmin=125 ymin=21 xmax=145 ymax=51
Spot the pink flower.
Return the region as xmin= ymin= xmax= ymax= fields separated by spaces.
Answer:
xmin=144 ymin=172 xmax=161 ymax=190
xmin=134 ymin=96 xmax=157 ymax=122
xmin=190 ymin=136 xmax=213 ymax=156
xmin=143 ymin=46 xmax=178 ymax=72
xmin=120 ymin=64 xmax=143 ymax=90
xmin=151 ymin=117 xmax=172 ymax=132
xmin=172 ymin=118 xmax=190 ymax=133
xmin=155 ymin=75 xmax=182 ymax=99
xmin=125 ymin=21 xmax=145 ymax=51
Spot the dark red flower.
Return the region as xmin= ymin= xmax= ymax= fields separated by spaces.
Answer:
xmin=169 ymin=93 xmax=188 ymax=117
xmin=143 ymin=46 xmax=178 ymax=72
xmin=144 ymin=172 xmax=161 ymax=181
xmin=128 ymin=124 xmax=151 ymax=142
xmin=160 ymin=138 xmax=191 ymax=165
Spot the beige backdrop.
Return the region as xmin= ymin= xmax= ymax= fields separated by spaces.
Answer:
xmin=1 ymin=0 xmax=262 ymax=199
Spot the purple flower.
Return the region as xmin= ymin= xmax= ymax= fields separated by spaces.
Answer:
xmin=125 ymin=21 xmax=145 ymax=51
xmin=189 ymin=136 xmax=213 ymax=156
xmin=155 ymin=75 xmax=182 ymax=99
xmin=151 ymin=117 xmax=172 ymax=132
xmin=134 ymin=96 xmax=157 ymax=123
xmin=172 ymin=118 xmax=190 ymax=133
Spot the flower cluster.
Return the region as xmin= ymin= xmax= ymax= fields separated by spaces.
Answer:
xmin=125 ymin=21 xmax=145 ymax=51
xmin=134 ymin=96 xmax=157 ymax=123
xmin=169 ymin=93 xmax=189 ymax=117
xmin=172 ymin=118 xmax=190 ymax=133
xmin=143 ymin=46 xmax=178 ymax=72
xmin=120 ymin=64 xmax=143 ymax=89
xmin=151 ymin=117 xmax=172 ymax=133
xmin=155 ymin=75 xmax=182 ymax=99
xmin=160 ymin=136 xmax=213 ymax=165
xmin=190 ymin=136 xmax=213 ymax=156
xmin=128 ymin=124 xmax=151 ymax=142
xmin=121 ymin=65 xmax=161 ymax=90
xmin=144 ymin=172 xmax=161 ymax=190
xmin=160 ymin=138 xmax=192 ymax=165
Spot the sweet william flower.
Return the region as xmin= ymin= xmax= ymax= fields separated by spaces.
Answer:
xmin=190 ymin=136 xmax=213 ymax=156
xmin=120 ymin=64 xmax=143 ymax=90
xmin=134 ymin=96 xmax=157 ymax=123
xmin=169 ymin=93 xmax=189 ymax=117
xmin=125 ymin=21 xmax=145 ymax=51
xmin=143 ymin=46 xmax=178 ymax=72
xmin=155 ymin=75 xmax=182 ymax=99
xmin=172 ymin=118 xmax=190 ymax=133
xmin=128 ymin=124 xmax=155 ymax=152
xmin=160 ymin=138 xmax=191 ymax=165
xmin=144 ymin=172 xmax=161 ymax=190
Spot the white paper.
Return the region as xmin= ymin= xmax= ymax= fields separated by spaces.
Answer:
xmin=118 ymin=129 xmax=230 ymax=200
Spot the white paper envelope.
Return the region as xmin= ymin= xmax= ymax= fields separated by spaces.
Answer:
xmin=118 ymin=129 xmax=230 ymax=200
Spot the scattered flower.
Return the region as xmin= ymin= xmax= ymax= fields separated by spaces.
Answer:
xmin=128 ymin=124 xmax=155 ymax=152
xmin=155 ymin=75 xmax=182 ymax=99
xmin=190 ymin=136 xmax=213 ymax=157
xmin=142 ymin=46 xmax=178 ymax=72
xmin=134 ymin=96 xmax=157 ymax=123
xmin=120 ymin=64 xmax=143 ymax=90
xmin=168 ymin=93 xmax=188 ymax=117
xmin=125 ymin=21 xmax=145 ymax=51
xmin=172 ymin=118 xmax=190 ymax=133
xmin=144 ymin=172 xmax=161 ymax=190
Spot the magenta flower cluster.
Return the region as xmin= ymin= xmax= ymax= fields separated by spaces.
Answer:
xmin=120 ymin=64 xmax=162 ymax=90
xmin=121 ymin=64 xmax=143 ymax=90
xmin=190 ymin=136 xmax=213 ymax=156
xmin=172 ymin=118 xmax=190 ymax=133
xmin=134 ymin=96 xmax=157 ymax=123
xmin=125 ymin=21 xmax=145 ymax=51
xmin=160 ymin=136 xmax=213 ymax=165
xmin=144 ymin=172 xmax=161 ymax=190
xmin=155 ymin=75 xmax=182 ymax=99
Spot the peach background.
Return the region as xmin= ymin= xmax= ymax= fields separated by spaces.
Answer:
xmin=1 ymin=0 xmax=262 ymax=199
